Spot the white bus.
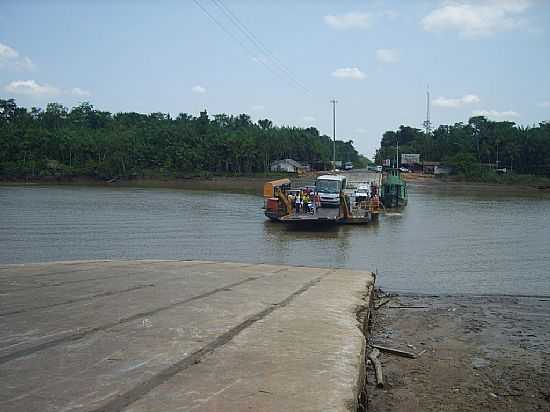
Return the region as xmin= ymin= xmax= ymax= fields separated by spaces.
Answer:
xmin=315 ymin=175 xmax=347 ymax=207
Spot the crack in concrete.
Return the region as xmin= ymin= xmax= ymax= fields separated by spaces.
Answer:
xmin=5 ymin=272 xmax=162 ymax=292
xmin=0 ymin=276 xmax=259 ymax=365
xmin=89 ymin=273 xmax=331 ymax=412
xmin=0 ymin=260 xmax=216 ymax=280
xmin=0 ymin=267 xmax=107 ymax=279
xmin=3 ymin=261 xmax=256 ymax=292
xmin=0 ymin=283 xmax=156 ymax=317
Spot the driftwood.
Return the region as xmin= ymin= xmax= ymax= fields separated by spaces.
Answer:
xmin=375 ymin=298 xmax=391 ymax=310
xmin=372 ymin=344 xmax=417 ymax=359
xmin=368 ymin=348 xmax=384 ymax=388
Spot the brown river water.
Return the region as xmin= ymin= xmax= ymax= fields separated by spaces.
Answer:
xmin=1 ymin=179 xmax=549 ymax=296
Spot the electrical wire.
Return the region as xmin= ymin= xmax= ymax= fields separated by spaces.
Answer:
xmin=210 ymin=0 xmax=310 ymax=94
xmin=192 ymin=0 xmax=310 ymax=95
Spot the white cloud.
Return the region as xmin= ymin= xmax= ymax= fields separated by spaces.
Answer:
xmin=71 ymin=87 xmax=91 ymax=97
xmin=433 ymin=94 xmax=480 ymax=108
xmin=376 ymin=49 xmax=399 ymax=63
xmin=324 ymin=12 xmax=371 ymax=30
xmin=332 ymin=67 xmax=366 ymax=80
xmin=303 ymin=116 xmax=316 ymax=123
xmin=191 ymin=85 xmax=206 ymax=94
xmin=538 ymin=101 xmax=550 ymax=108
xmin=4 ymin=80 xmax=60 ymax=97
xmin=0 ymin=42 xmax=35 ymax=70
xmin=421 ymin=0 xmax=531 ymax=38
xmin=472 ymin=109 xmax=520 ymax=119
xmin=0 ymin=42 xmax=18 ymax=62
xmin=3 ymin=80 xmax=91 ymax=98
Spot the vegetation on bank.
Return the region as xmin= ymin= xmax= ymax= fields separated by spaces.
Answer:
xmin=0 ymin=99 xmax=369 ymax=180
xmin=376 ymin=116 xmax=550 ymax=181
xmin=438 ymin=172 xmax=550 ymax=188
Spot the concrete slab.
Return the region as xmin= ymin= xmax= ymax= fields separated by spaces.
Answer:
xmin=0 ymin=260 xmax=374 ymax=412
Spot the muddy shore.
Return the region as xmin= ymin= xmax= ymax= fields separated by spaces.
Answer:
xmin=366 ymin=292 xmax=550 ymax=411
xmin=403 ymin=172 xmax=550 ymax=195
xmin=2 ymin=171 xmax=550 ymax=196
xmin=0 ymin=175 xmax=273 ymax=195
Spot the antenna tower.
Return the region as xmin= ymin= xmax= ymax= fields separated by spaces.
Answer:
xmin=423 ymin=85 xmax=432 ymax=135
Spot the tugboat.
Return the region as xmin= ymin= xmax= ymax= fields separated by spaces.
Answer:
xmin=380 ymin=168 xmax=407 ymax=209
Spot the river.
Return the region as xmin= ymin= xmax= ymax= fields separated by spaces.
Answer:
xmin=1 ymin=181 xmax=549 ymax=296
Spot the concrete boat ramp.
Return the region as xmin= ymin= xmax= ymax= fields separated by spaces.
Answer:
xmin=0 ymin=260 xmax=375 ymax=411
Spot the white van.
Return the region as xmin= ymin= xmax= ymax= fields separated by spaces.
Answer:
xmin=315 ymin=175 xmax=347 ymax=207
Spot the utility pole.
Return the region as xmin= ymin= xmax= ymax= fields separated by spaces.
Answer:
xmin=396 ymin=138 xmax=399 ymax=168
xmin=330 ymin=99 xmax=337 ymax=171
xmin=423 ymin=85 xmax=432 ymax=136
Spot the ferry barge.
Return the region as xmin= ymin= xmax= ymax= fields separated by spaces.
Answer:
xmin=263 ymin=176 xmax=380 ymax=226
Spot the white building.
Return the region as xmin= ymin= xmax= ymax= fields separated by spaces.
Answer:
xmin=270 ymin=159 xmax=308 ymax=173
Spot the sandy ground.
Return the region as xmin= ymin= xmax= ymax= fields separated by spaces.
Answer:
xmin=366 ymin=291 xmax=550 ymax=411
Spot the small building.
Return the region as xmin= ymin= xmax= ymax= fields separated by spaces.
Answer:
xmin=270 ymin=159 xmax=308 ymax=174
xmin=434 ymin=164 xmax=452 ymax=175
xmin=422 ymin=161 xmax=440 ymax=174
xmin=401 ymin=154 xmax=420 ymax=165
xmin=401 ymin=154 xmax=422 ymax=172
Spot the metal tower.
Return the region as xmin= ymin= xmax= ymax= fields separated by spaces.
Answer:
xmin=423 ymin=85 xmax=432 ymax=135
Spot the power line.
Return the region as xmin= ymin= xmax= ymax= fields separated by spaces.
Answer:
xmin=209 ymin=0 xmax=310 ymax=94
xmin=192 ymin=0 xmax=310 ymax=95
xmin=192 ymin=0 xmax=256 ymax=58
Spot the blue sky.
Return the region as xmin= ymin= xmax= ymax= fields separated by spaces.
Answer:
xmin=1 ymin=0 xmax=549 ymax=157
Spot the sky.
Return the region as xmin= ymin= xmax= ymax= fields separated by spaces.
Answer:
xmin=1 ymin=0 xmax=549 ymax=158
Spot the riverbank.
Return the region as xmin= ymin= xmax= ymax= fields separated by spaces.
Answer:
xmin=367 ymin=291 xmax=550 ymax=411
xmin=404 ymin=172 xmax=550 ymax=194
xmin=0 ymin=174 xmax=284 ymax=195
xmin=4 ymin=170 xmax=550 ymax=196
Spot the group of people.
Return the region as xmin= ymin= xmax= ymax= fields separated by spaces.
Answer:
xmin=288 ymin=190 xmax=320 ymax=214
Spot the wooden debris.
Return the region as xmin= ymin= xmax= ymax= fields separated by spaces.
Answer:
xmin=372 ymin=344 xmax=417 ymax=359
xmin=368 ymin=348 xmax=384 ymax=388
xmin=375 ymin=299 xmax=391 ymax=310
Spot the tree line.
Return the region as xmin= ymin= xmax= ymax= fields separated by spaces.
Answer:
xmin=0 ymin=99 xmax=368 ymax=179
xmin=375 ymin=116 xmax=550 ymax=177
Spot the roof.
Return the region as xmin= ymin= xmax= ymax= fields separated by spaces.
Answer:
xmin=422 ymin=161 xmax=441 ymax=166
xmin=271 ymin=159 xmax=305 ymax=168
xmin=317 ymin=175 xmax=346 ymax=181
xmin=263 ymin=178 xmax=291 ymax=197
